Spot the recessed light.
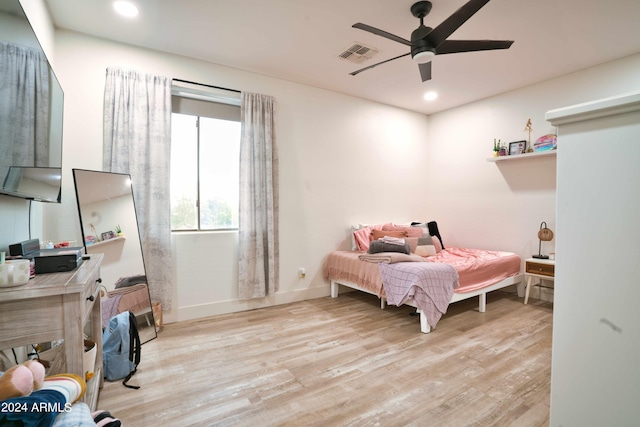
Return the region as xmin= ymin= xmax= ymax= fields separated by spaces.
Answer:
xmin=423 ymin=91 xmax=438 ymax=101
xmin=114 ymin=1 xmax=139 ymax=18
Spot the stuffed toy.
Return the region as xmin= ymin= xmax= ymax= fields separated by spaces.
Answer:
xmin=0 ymin=359 xmax=87 ymax=404
xmin=0 ymin=359 xmax=45 ymax=400
xmin=1 ymin=360 xmax=90 ymax=426
xmin=1 ymin=360 xmax=121 ymax=426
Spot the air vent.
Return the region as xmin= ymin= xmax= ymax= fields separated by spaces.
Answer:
xmin=338 ymin=43 xmax=380 ymax=64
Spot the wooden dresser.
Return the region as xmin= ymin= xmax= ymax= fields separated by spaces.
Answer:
xmin=0 ymin=253 xmax=104 ymax=410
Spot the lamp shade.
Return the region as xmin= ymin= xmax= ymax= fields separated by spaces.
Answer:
xmin=533 ymin=221 xmax=554 ymax=259
xmin=538 ymin=224 xmax=554 ymax=241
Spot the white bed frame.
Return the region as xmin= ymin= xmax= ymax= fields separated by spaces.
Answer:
xmin=330 ymin=273 xmax=523 ymax=333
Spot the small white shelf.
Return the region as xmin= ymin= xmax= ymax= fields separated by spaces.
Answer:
xmin=86 ymin=235 xmax=125 ymax=249
xmin=487 ymin=150 xmax=557 ymax=162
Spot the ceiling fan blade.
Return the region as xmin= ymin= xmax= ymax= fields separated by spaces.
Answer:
xmin=418 ymin=62 xmax=432 ymax=82
xmin=426 ymin=0 xmax=491 ymax=47
xmin=350 ymin=53 xmax=411 ymax=76
xmin=352 ymin=23 xmax=412 ymax=46
xmin=436 ymin=39 xmax=513 ymax=54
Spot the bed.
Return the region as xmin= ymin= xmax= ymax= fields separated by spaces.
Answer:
xmin=323 ymin=221 xmax=523 ymax=333
xmin=101 ymin=274 xmax=157 ymax=345
xmin=101 ymin=276 xmax=152 ymax=328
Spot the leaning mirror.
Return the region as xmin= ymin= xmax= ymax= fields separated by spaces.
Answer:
xmin=72 ymin=169 xmax=157 ymax=344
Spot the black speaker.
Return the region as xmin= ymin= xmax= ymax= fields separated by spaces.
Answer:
xmin=9 ymin=239 xmax=40 ymax=256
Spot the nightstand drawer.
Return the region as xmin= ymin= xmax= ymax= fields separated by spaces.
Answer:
xmin=526 ymin=262 xmax=555 ymax=277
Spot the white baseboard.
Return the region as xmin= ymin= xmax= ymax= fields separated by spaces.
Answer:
xmin=161 ymin=280 xmax=551 ymax=325
xmin=164 ymin=286 xmax=332 ymax=324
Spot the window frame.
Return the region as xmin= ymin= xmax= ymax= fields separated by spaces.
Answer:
xmin=170 ymin=85 xmax=241 ymax=233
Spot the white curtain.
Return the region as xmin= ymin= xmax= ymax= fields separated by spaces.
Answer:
xmin=0 ymin=42 xmax=49 ymax=177
xmin=103 ymin=67 xmax=173 ymax=310
xmin=238 ymin=92 xmax=279 ymax=299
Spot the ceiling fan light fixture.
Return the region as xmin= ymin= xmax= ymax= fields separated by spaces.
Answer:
xmin=412 ymin=50 xmax=435 ymax=64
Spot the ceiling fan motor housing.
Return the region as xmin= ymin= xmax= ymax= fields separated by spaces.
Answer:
xmin=410 ymin=2 xmax=435 ymax=62
xmin=411 ymin=26 xmax=435 ymax=61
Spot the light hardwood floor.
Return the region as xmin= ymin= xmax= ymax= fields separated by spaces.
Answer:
xmin=97 ymin=291 xmax=553 ymax=426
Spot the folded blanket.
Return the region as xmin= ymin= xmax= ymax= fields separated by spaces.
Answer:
xmin=358 ymin=252 xmax=426 ymax=264
xmin=381 ymin=236 xmax=405 ymax=246
xmin=368 ymin=240 xmax=410 ymax=255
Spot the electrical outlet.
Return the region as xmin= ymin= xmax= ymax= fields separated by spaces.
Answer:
xmin=299 ymin=267 xmax=306 ymax=279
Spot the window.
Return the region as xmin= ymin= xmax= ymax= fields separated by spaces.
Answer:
xmin=170 ymin=94 xmax=241 ymax=231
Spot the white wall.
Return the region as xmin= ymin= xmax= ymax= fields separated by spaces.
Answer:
xmin=51 ymin=30 xmax=431 ymax=323
xmin=17 ymin=0 xmax=54 ymax=57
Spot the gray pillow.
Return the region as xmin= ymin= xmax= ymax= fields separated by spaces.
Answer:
xmin=418 ymin=235 xmax=433 ymax=246
xmin=368 ymin=240 xmax=410 ymax=255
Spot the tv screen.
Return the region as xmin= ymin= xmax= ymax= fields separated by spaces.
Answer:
xmin=0 ymin=0 xmax=64 ymax=203
xmin=1 ymin=166 xmax=62 ymax=203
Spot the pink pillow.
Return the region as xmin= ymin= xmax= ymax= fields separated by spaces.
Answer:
xmin=353 ymin=223 xmax=392 ymax=251
xmin=382 ymin=224 xmax=424 ymax=238
xmin=371 ymin=229 xmax=407 ymax=240
xmin=353 ymin=227 xmax=372 ymax=252
xmin=403 ymin=226 xmax=424 ymax=238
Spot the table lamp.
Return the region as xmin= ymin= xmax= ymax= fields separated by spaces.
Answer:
xmin=533 ymin=221 xmax=554 ymax=259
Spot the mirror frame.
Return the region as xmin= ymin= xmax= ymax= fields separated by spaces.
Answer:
xmin=72 ymin=168 xmax=157 ymax=344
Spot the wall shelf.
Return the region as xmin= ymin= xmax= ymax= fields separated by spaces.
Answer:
xmin=86 ymin=235 xmax=125 ymax=249
xmin=487 ymin=150 xmax=556 ymax=162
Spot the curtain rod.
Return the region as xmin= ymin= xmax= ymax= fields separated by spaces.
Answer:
xmin=172 ymin=78 xmax=241 ymax=94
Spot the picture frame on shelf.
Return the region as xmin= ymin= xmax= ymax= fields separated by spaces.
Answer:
xmin=509 ymin=140 xmax=526 ymax=155
xmin=101 ymin=231 xmax=116 ymax=241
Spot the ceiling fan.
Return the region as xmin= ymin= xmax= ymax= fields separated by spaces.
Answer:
xmin=350 ymin=0 xmax=513 ymax=82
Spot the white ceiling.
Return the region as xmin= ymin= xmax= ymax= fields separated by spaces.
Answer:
xmin=45 ymin=0 xmax=640 ymax=115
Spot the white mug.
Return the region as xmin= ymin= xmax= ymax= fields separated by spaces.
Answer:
xmin=4 ymin=260 xmax=31 ymax=286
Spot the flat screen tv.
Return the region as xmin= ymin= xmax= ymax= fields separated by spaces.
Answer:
xmin=0 ymin=0 xmax=64 ymax=203
xmin=1 ymin=166 xmax=62 ymax=203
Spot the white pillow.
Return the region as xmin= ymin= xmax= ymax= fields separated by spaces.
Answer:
xmin=415 ymin=245 xmax=437 ymax=257
xmin=350 ymin=225 xmax=359 ymax=251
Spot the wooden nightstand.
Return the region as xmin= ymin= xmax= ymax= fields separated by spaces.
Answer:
xmin=524 ymin=258 xmax=555 ymax=304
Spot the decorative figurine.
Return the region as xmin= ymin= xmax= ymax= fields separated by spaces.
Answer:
xmin=524 ymin=119 xmax=534 ymax=152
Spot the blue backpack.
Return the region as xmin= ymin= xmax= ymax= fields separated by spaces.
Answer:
xmin=102 ymin=311 xmax=141 ymax=389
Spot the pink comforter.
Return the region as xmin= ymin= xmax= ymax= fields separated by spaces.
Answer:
xmin=323 ymin=251 xmax=384 ymax=296
xmin=426 ymin=247 xmax=521 ymax=293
